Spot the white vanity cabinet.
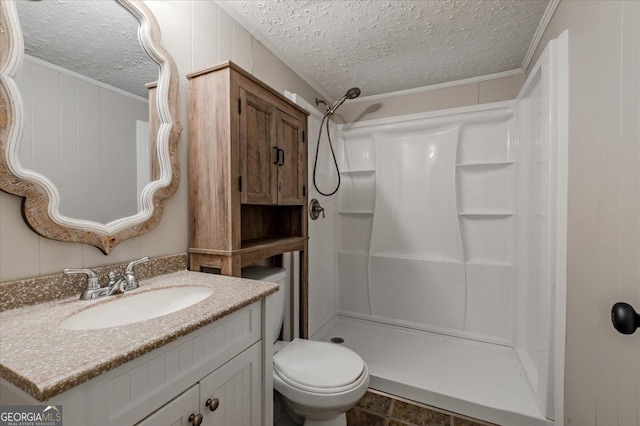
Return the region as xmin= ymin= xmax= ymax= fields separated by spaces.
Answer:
xmin=136 ymin=384 xmax=200 ymax=426
xmin=0 ymin=300 xmax=272 ymax=426
xmin=138 ymin=343 xmax=261 ymax=426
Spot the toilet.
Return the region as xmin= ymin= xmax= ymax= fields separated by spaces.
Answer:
xmin=243 ymin=266 xmax=369 ymax=426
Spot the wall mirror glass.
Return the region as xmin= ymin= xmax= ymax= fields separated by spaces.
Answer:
xmin=0 ymin=0 xmax=182 ymax=254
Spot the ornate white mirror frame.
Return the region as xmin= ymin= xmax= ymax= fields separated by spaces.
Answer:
xmin=0 ymin=0 xmax=182 ymax=254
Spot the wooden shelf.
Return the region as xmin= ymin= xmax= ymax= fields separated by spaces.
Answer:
xmin=241 ymin=236 xmax=307 ymax=253
xmin=190 ymin=236 xmax=308 ymax=270
xmin=191 ymin=236 xmax=306 ymax=256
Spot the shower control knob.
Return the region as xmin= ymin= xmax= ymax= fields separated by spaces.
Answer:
xmin=310 ymin=199 xmax=325 ymax=220
xmin=611 ymin=302 xmax=640 ymax=335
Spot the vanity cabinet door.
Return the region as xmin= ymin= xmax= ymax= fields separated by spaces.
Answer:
xmin=136 ymin=384 xmax=200 ymax=426
xmin=200 ymin=343 xmax=262 ymax=426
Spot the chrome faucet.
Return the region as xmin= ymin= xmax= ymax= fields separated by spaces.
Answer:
xmin=115 ymin=256 xmax=150 ymax=292
xmin=64 ymin=257 xmax=150 ymax=300
xmin=64 ymin=268 xmax=106 ymax=300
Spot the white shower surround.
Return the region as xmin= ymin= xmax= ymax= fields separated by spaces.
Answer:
xmin=335 ymin=102 xmax=518 ymax=345
xmin=299 ymin=32 xmax=567 ymax=426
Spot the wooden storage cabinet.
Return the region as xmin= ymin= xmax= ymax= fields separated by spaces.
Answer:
xmin=187 ymin=62 xmax=309 ymax=336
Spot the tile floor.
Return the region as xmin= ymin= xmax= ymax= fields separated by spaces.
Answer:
xmin=346 ymin=389 xmax=497 ymax=426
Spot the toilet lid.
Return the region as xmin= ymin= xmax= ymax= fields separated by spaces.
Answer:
xmin=273 ymin=339 xmax=365 ymax=389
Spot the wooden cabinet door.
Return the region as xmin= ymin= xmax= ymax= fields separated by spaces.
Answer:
xmin=239 ymin=88 xmax=278 ymax=205
xmin=136 ymin=385 xmax=200 ymax=426
xmin=276 ymin=110 xmax=306 ymax=205
xmin=199 ymin=343 xmax=262 ymax=426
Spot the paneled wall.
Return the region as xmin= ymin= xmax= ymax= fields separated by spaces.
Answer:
xmin=288 ymin=93 xmax=340 ymax=336
xmin=14 ymin=57 xmax=148 ymax=224
xmin=0 ymin=1 xmax=324 ymax=282
xmin=528 ymin=2 xmax=640 ymax=425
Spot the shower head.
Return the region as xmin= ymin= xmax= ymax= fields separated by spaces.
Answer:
xmin=345 ymin=87 xmax=361 ymax=99
xmin=326 ymin=87 xmax=361 ymax=116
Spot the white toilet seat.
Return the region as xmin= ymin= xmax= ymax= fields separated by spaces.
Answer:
xmin=274 ymin=364 xmax=368 ymax=394
xmin=273 ymin=339 xmax=365 ymax=394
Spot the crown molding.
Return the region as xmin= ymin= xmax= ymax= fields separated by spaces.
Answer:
xmin=217 ymin=0 xmax=560 ymax=105
xmin=24 ymin=55 xmax=149 ymax=104
xmin=522 ymin=0 xmax=561 ymax=73
xmin=351 ymin=68 xmax=524 ymax=104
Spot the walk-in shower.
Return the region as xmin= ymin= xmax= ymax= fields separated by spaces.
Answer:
xmin=312 ymin=88 xmax=361 ymax=196
xmin=289 ymin=32 xmax=567 ymax=426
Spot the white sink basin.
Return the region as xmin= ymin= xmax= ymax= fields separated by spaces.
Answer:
xmin=61 ymin=286 xmax=214 ymax=330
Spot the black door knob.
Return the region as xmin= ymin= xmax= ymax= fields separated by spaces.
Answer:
xmin=611 ymin=302 xmax=640 ymax=335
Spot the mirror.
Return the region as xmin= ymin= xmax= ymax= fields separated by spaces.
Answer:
xmin=0 ymin=0 xmax=182 ymax=254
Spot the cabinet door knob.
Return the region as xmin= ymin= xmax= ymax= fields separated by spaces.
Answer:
xmin=273 ymin=146 xmax=279 ymax=165
xmin=612 ymin=302 xmax=640 ymax=334
xmin=188 ymin=413 xmax=203 ymax=426
xmin=206 ymin=397 xmax=220 ymax=412
xmin=278 ymin=148 xmax=285 ymax=166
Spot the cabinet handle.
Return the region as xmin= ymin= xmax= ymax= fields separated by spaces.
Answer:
xmin=273 ymin=146 xmax=279 ymax=164
xmin=278 ymin=148 xmax=285 ymax=166
xmin=205 ymin=397 xmax=220 ymax=412
xmin=188 ymin=413 xmax=203 ymax=426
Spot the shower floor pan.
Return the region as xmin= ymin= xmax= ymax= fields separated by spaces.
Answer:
xmin=313 ymin=316 xmax=552 ymax=426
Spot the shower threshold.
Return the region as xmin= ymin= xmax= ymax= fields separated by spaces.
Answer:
xmin=312 ymin=315 xmax=552 ymax=426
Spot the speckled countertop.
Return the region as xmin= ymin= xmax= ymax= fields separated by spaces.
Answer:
xmin=0 ymin=270 xmax=278 ymax=402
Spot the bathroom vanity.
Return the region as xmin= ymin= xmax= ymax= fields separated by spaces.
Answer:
xmin=0 ymin=270 xmax=277 ymax=426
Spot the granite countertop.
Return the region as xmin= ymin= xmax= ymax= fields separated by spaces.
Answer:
xmin=0 ymin=270 xmax=278 ymax=402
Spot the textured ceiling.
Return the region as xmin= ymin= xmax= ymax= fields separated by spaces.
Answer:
xmin=16 ymin=0 xmax=157 ymax=98
xmin=221 ymin=0 xmax=551 ymax=100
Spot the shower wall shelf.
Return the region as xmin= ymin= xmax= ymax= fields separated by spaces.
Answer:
xmin=338 ymin=211 xmax=374 ymax=215
xmin=456 ymin=161 xmax=514 ymax=168
xmin=458 ymin=212 xmax=514 ymax=217
xmin=340 ymin=170 xmax=376 ymax=175
xmin=465 ymin=260 xmax=513 ymax=267
xmin=371 ymin=252 xmax=463 ymax=264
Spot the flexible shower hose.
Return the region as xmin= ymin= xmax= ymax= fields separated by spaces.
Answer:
xmin=312 ymin=113 xmax=341 ymax=196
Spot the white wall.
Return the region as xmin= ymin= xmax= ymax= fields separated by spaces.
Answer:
xmin=527 ymin=2 xmax=640 ymax=425
xmin=0 ymin=1 xmax=323 ymax=282
xmin=14 ymin=57 xmax=148 ymax=224
xmin=288 ymin=93 xmax=340 ymax=336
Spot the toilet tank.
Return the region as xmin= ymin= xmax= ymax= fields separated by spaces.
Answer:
xmin=242 ymin=266 xmax=287 ymax=343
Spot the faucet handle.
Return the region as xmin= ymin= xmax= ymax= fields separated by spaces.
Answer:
xmin=64 ymin=268 xmax=100 ymax=290
xmin=125 ymin=256 xmax=150 ymax=274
